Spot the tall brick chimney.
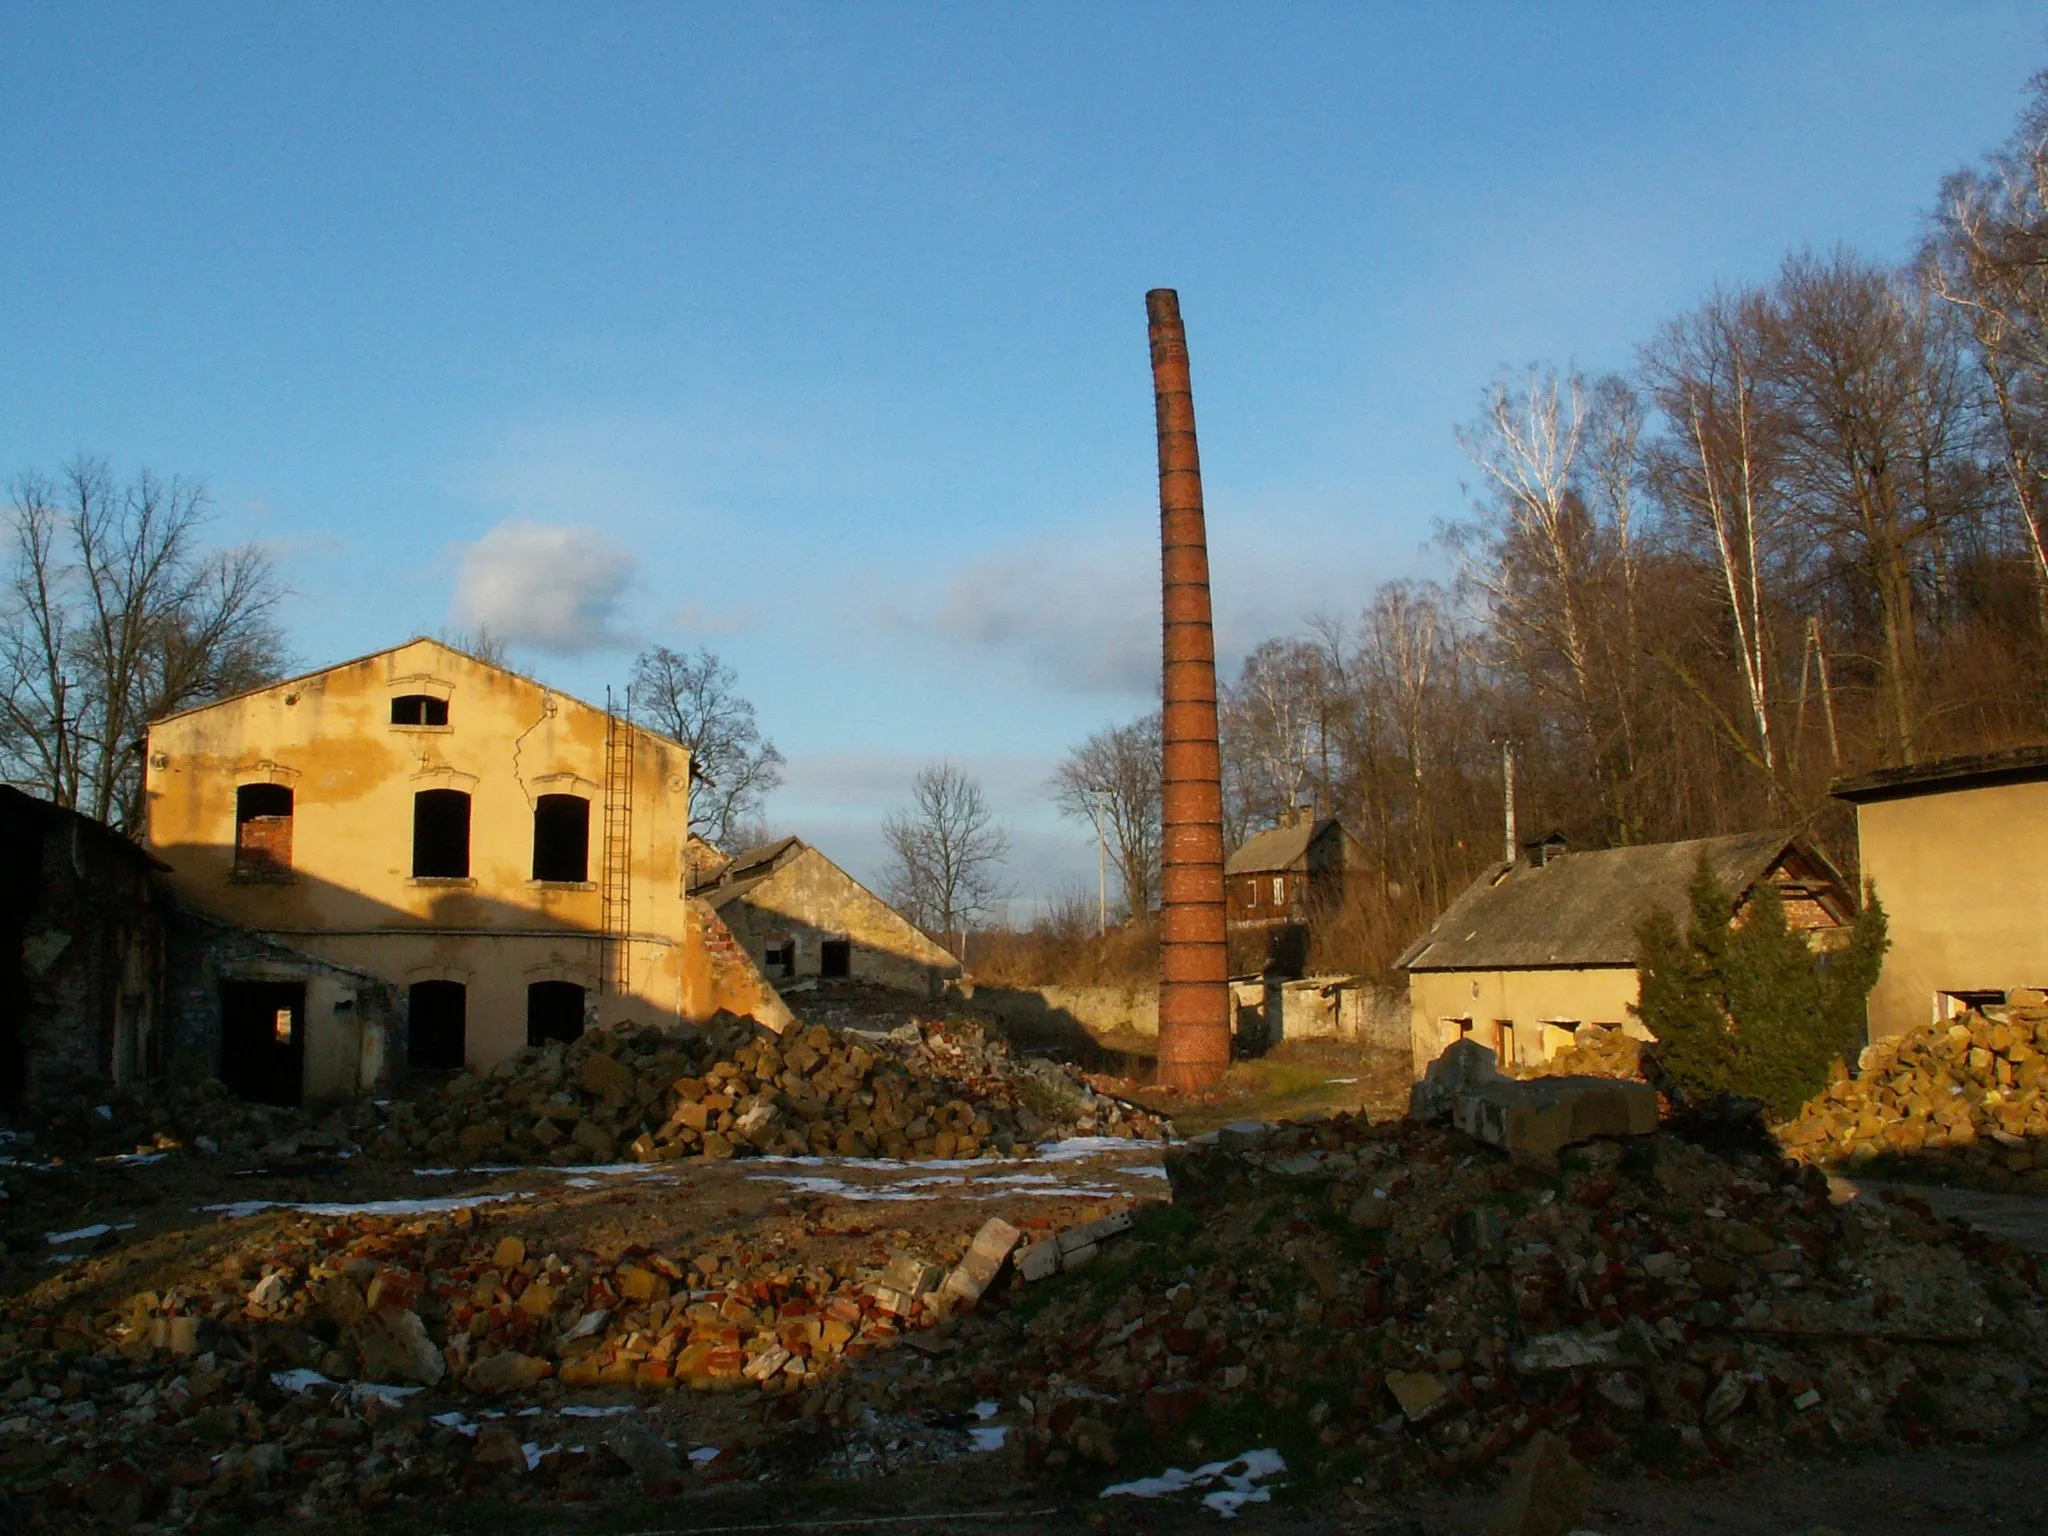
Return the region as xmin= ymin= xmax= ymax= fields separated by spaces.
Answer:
xmin=1147 ymin=288 xmax=1230 ymax=1090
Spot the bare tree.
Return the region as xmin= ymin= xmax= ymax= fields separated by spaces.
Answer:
xmin=437 ymin=624 xmax=511 ymax=668
xmin=0 ymin=457 xmax=289 ymax=831
xmin=1644 ymin=288 xmax=1789 ymax=789
xmin=629 ymin=645 xmax=785 ymax=846
xmin=882 ymin=762 xmax=1009 ymax=955
xmin=1053 ymin=713 xmax=1161 ymax=920
xmin=1928 ymin=76 xmax=2048 ymax=623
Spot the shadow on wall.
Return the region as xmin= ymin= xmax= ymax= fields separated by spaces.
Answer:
xmin=944 ymin=981 xmax=1157 ymax=1077
xmin=148 ymin=846 xmax=777 ymax=1106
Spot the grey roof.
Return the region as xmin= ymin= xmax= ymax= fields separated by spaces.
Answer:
xmin=1399 ymin=830 xmax=1814 ymax=972
xmin=1227 ymin=818 xmax=1334 ymax=876
xmin=1833 ymin=744 xmax=2048 ymax=804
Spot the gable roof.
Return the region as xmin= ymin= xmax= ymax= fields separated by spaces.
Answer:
xmin=1227 ymin=817 xmax=1346 ymax=876
xmin=148 ymin=637 xmax=688 ymax=753
xmin=1398 ymin=829 xmax=1834 ymax=972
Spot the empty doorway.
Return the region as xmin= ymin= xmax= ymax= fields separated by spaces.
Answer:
xmin=220 ymin=980 xmax=305 ymax=1106
xmin=820 ymin=938 xmax=851 ymax=979
xmin=408 ymin=980 xmax=467 ymax=1071
xmin=527 ymin=980 xmax=586 ymax=1047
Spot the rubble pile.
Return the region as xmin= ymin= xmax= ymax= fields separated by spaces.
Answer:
xmin=374 ymin=1013 xmax=1166 ymax=1168
xmin=1521 ymin=1026 xmax=1648 ymax=1083
xmin=0 ymin=1198 xmax=1070 ymax=1524
xmin=959 ymin=1113 xmax=2048 ymax=1488
xmin=0 ymin=1079 xmax=367 ymax=1168
xmin=1779 ymin=1003 xmax=2048 ymax=1191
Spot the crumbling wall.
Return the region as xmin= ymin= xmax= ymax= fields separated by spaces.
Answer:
xmin=680 ymin=898 xmax=794 ymax=1034
xmin=0 ymin=797 xmax=165 ymax=1106
xmin=163 ymin=912 xmax=401 ymax=1104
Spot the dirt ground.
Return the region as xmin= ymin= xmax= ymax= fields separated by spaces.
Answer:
xmin=6 ymin=998 xmax=2046 ymax=1534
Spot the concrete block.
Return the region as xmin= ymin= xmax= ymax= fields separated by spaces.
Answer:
xmin=1451 ymin=1074 xmax=1658 ymax=1161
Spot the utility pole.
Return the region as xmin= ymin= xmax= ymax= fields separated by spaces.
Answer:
xmin=1494 ymin=735 xmax=1518 ymax=867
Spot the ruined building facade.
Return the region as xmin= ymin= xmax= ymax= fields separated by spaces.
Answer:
xmin=144 ymin=638 xmax=781 ymax=1105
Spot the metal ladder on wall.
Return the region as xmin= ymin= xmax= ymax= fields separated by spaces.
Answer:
xmin=599 ymin=689 xmax=634 ymax=994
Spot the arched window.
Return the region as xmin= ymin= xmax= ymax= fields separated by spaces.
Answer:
xmin=391 ymin=694 xmax=449 ymax=726
xmin=531 ymin=794 xmax=590 ymax=882
xmin=527 ymin=980 xmax=586 ymax=1047
xmin=407 ymin=980 xmax=466 ymax=1070
xmin=234 ymin=783 xmax=294 ymax=877
xmin=412 ymin=789 xmax=471 ymax=878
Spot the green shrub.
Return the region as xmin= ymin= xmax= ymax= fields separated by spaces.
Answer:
xmin=1633 ymin=855 xmax=1886 ymax=1119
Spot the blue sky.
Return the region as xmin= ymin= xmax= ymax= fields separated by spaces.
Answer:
xmin=5 ymin=4 xmax=2044 ymax=909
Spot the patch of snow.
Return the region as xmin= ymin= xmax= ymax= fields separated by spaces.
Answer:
xmin=559 ymin=1404 xmax=632 ymax=1418
xmin=1102 ymin=1448 xmax=1286 ymax=1520
xmin=204 ymin=1192 xmax=523 ymax=1219
xmin=103 ymin=1152 xmax=167 ymax=1167
xmin=431 ymin=1410 xmax=479 ymax=1436
xmin=1035 ymin=1136 xmax=1161 ymax=1163
xmin=46 ymin=1223 xmax=112 ymax=1245
xmin=688 ymin=1445 xmax=721 ymax=1463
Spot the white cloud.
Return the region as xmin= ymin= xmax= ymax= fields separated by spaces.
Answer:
xmin=451 ymin=521 xmax=632 ymax=654
xmin=904 ymin=540 xmax=1161 ymax=696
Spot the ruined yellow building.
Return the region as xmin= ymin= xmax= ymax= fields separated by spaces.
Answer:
xmin=144 ymin=638 xmax=783 ymax=1104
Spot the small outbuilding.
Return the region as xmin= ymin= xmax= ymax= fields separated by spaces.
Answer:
xmin=1225 ymin=812 xmax=1368 ymax=976
xmin=1398 ymin=829 xmax=1852 ymax=1076
xmin=1834 ymin=745 xmax=2048 ymax=1041
xmin=690 ymin=837 xmax=961 ymax=997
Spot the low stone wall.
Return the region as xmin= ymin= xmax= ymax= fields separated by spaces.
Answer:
xmin=948 ymin=981 xmax=1160 ymax=1039
xmin=953 ymin=975 xmax=1411 ymax=1052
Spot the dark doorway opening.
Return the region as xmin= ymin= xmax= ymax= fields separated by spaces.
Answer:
xmin=527 ymin=980 xmax=586 ymax=1047
xmin=220 ymin=980 xmax=305 ymax=1107
xmin=531 ymin=794 xmax=591 ymax=882
xmin=391 ymin=694 xmax=449 ymax=726
xmin=413 ymin=789 xmax=471 ymax=878
xmin=764 ymin=937 xmax=796 ymax=978
xmin=235 ymin=783 xmax=294 ymax=878
xmin=820 ymin=939 xmax=851 ymax=979
xmin=408 ymin=980 xmax=467 ymax=1071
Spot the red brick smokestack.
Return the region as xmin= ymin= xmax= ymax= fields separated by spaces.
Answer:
xmin=1147 ymin=288 xmax=1230 ymax=1090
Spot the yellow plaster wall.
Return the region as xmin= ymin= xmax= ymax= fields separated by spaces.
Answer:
xmin=143 ymin=639 xmax=764 ymax=1073
xmin=1406 ymin=966 xmax=1640 ymax=1077
xmin=720 ymin=847 xmax=961 ymax=995
xmin=1855 ymin=778 xmax=2048 ymax=1041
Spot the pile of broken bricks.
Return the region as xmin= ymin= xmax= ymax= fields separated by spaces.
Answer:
xmin=370 ymin=1012 xmax=1168 ymax=1169
xmin=1 ymin=1186 xmax=1145 ymax=1525
xmin=945 ymin=1104 xmax=2048 ymax=1492
xmin=1779 ymin=1001 xmax=2048 ymax=1192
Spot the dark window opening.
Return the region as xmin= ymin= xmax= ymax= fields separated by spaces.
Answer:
xmin=412 ymin=789 xmax=471 ymax=878
xmin=234 ymin=783 xmax=294 ymax=878
xmin=527 ymin=980 xmax=586 ymax=1048
xmin=220 ymin=980 xmax=304 ymax=1107
xmin=408 ymin=980 xmax=466 ymax=1071
xmin=820 ymin=939 xmax=851 ymax=979
xmin=764 ymin=939 xmax=796 ymax=978
xmin=391 ymin=694 xmax=449 ymax=726
xmin=531 ymin=794 xmax=591 ymax=882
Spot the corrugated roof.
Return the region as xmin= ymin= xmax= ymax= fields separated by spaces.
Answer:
xmin=1399 ymin=830 xmax=1810 ymax=972
xmin=1226 ymin=818 xmax=1330 ymax=876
